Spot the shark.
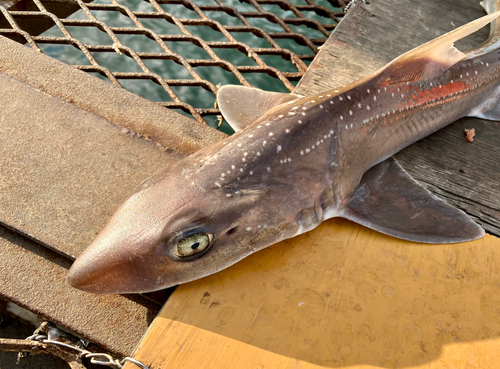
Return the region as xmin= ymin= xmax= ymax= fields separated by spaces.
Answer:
xmin=68 ymin=3 xmax=500 ymax=294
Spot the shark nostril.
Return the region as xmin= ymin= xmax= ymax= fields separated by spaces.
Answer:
xmin=226 ymin=227 xmax=237 ymax=236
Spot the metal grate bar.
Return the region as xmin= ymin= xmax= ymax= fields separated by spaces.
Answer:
xmin=0 ymin=0 xmax=346 ymax=129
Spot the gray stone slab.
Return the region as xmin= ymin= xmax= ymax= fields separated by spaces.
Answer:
xmin=0 ymin=224 xmax=157 ymax=356
xmin=0 ymin=72 xmax=180 ymax=259
xmin=0 ymin=36 xmax=225 ymax=156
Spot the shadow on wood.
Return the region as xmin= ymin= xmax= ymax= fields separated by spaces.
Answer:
xmin=130 ymin=218 xmax=500 ymax=368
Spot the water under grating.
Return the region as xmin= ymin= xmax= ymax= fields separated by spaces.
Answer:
xmin=0 ymin=0 xmax=346 ymax=134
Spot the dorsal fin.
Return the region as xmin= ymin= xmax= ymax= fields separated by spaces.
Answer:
xmin=380 ymin=10 xmax=500 ymax=84
xmin=217 ymin=85 xmax=303 ymax=132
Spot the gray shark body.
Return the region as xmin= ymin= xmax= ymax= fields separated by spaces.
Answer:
xmin=68 ymin=6 xmax=500 ymax=294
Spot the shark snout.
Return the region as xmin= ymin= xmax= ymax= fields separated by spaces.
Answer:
xmin=67 ymin=226 xmax=164 ymax=294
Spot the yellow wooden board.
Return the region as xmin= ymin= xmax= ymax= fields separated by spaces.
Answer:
xmin=125 ymin=218 xmax=500 ymax=369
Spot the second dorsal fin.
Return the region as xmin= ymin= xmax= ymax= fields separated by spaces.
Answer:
xmin=380 ymin=10 xmax=500 ymax=85
xmin=217 ymin=85 xmax=303 ymax=132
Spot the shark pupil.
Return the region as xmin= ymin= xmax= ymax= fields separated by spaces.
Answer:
xmin=191 ymin=242 xmax=200 ymax=250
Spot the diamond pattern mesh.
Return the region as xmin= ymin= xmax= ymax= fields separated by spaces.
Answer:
xmin=0 ymin=0 xmax=346 ymax=132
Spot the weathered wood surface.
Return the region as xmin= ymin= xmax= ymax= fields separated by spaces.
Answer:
xmin=125 ymin=0 xmax=500 ymax=368
xmin=295 ymin=0 xmax=500 ymax=236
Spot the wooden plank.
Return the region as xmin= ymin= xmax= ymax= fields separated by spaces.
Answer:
xmin=294 ymin=0 xmax=500 ymax=236
xmin=128 ymin=219 xmax=500 ymax=368
xmin=125 ymin=0 xmax=500 ymax=368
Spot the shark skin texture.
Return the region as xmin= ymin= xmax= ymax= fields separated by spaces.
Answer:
xmin=67 ymin=6 xmax=500 ymax=294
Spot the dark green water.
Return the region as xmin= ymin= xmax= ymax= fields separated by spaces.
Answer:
xmin=39 ymin=0 xmax=341 ymax=133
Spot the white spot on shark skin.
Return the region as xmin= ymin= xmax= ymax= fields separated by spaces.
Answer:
xmin=301 ymin=112 xmax=306 ymax=116
xmin=221 ymin=173 xmax=226 ymax=177
xmin=330 ymin=130 xmax=334 ymax=134
xmin=226 ymin=193 xmax=232 ymax=198
xmin=227 ymin=170 xmax=230 ymax=174
xmin=300 ymin=150 xmax=304 ymax=155
xmin=267 ymin=167 xmax=271 ymax=172
xmin=475 ymin=71 xmax=478 ymax=75
xmin=246 ymin=227 xmax=252 ymax=231
xmin=320 ymin=105 xmax=323 ymax=108
xmin=367 ymin=89 xmax=370 ymax=93
xmin=298 ymin=120 xmax=302 ymax=124
xmin=358 ymin=103 xmax=361 ymax=108
xmin=287 ymin=158 xmax=291 ymax=162
xmin=347 ymin=95 xmax=351 ymax=100
xmin=249 ymin=171 xmax=253 ymax=175
xmin=240 ymin=168 xmax=243 ymax=172
xmin=330 ymin=101 xmax=333 ymax=104
xmin=350 ymin=123 xmax=353 ymax=128
xmin=243 ymin=152 xmax=248 ymax=156
xmin=311 ymin=100 xmax=315 ymax=103
xmin=266 ymin=123 xmax=271 ymax=126
xmin=263 ymin=140 xmax=267 ymax=145
xmin=231 ymin=165 xmax=236 ymax=170
xmin=302 ymin=107 xmax=307 ymax=110
xmin=269 ymin=132 xmax=274 ymax=136
xmin=242 ymin=158 xmax=246 ymax=162
xmin=248 ymin=134 xmax=253 ymax=138
xmin=487 ymin=62 xmax=489 ymax=67
xmin=374 ymin=96 xmax=377 ymax=101
xmin=316 ymin=141 xmax=320 ymax=146
xmin=237 ymin=143 xmax=242 ymax=147
xmin=285 ymin=129 xmax=290 ymax=133
xmin=345 ymin=125 xmax=348 ymax=130
xmin=339 ymin=96 xmax=343 ymax=101
xmin=278 ymin=115 xmax=284 ymax=118
xmin=292 ymin=106 xmax=299 ymax=110
xmin=305 ymin=148 xmax=311 ymax=153
xmin=277 ymin=145 xmax=282 ymax=153
xmin=367 ymin=105 xmax=371 ymax=110
xmin=349 ymin=110 xmax=353 ymax=115
xmin=460 ymin=74 xmax=463 ymax=78
xmin=257 ymin=151 xmax=261 ymax=156
xmin=298 ymin=302 xmax=305 ymax=307
xmin=340 ymin=115 xmax=343 ymax=120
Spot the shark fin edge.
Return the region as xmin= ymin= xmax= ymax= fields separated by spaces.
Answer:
xmin=379 ymin=11 xmax=500 ymax=85
xmin=217 ymin=85 xmax=303 ymax=132
xmin=341 ymin=158 xmax=485 ymax=244
xmin=468 ymin=84 xmax=500 ymax=120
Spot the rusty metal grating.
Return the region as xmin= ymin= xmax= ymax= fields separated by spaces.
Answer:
xmin=0 ymin=0 xmax=346 ymax=132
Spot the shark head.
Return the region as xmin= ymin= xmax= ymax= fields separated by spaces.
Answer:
xmin=67 ymin=151 xmax=301 ymax=294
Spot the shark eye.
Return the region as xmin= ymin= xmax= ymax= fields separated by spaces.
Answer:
xmin=174 ymin=233 xmax=213 ymax=258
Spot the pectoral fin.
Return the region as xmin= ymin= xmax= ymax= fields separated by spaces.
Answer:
xmin=217 ymin=85 xmax=303 ymax=132
xmin=341 ymin=158 xmax=484 ymax=243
